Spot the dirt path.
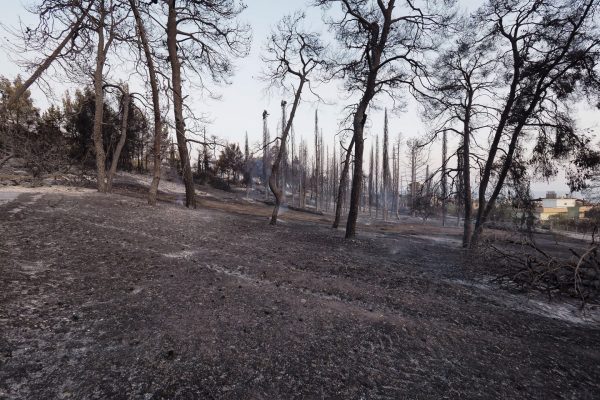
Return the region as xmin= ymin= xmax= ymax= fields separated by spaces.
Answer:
xmin=1 ymin=190 xmax=599 ymax=399
xmin=0 ymin=192 xmax=19 ymax=206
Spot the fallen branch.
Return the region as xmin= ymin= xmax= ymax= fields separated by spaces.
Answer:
xmin=487 ymin=239 xmax=600 ymax=305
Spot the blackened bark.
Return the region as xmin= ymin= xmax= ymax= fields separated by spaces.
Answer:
xmin=130 ymin=0 xmax=163 ymax=206
xmin=461 ymin=90 xmax=473 ymax=248
xmin=106 ymin=87 xmax=130 ymax=192
xmin=333 ymin=136 xmax=355 ymax=229
xmin=92 ymin=3 xmax=108 ymax=193
xmin=270 ymin=81 xmax=305 ymax=225
xmin=167 ymin=0 xmax=196 ymax=208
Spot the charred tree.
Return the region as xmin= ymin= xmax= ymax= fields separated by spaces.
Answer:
xmin=316 ymin=0 xmax=453 ymax=238
xmin=106 ymin=84 xmax=131 ymax=192
xmin=261 ymin=12 xmax=326 ymax=225
xmin=471 ymin=0 xmax=600 ymax=246
xmin=333 ymin=136 xmax=355 ymax=229
xmin=368 ymin=145 xmax=374 ymax=215
xmin=129 ymin=0 xmax=163 ymax=206
xmin=441 ymin=129 xmax=448 ymax=226
xmin=375 ymin=134 xmax=379 ymax=219
xmin=162 ymin=0 xmax=250 ymax=208
xmin=382 ymin=109 xmax=390 ymax=221
xmin=262 ymin=110 xmax=270 ymax=199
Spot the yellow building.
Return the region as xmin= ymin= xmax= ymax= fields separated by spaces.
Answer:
xmin=534 ymin=194 xmax=591 ymax=222
xmin=536 ymin=207 xmax=569 ymax=221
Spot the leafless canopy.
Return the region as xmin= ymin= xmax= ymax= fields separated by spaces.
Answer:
xmin=261 ymin=12 xmax=327 ymax=100
xmin=314 ymin=0 xmax=456 ymax=238
xmin=260 ymin=12 xmax=327 ymax=225
xmin=153 ymin=0 xmax=252 ymax=89
xmin=316 ymin=0 xmax=456 ymax=105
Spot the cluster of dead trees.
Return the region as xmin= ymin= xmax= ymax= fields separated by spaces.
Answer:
xmin=417 ymin=0 xmax=600 ymax=248
xmin=2 ymin=0 xmax=600 ymax=245
xmin=261 ymin=0 xmax=600 ymax=244
xmin=1 ymin=0 xmax=251 ymax=207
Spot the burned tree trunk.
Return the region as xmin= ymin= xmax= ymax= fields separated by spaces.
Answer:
xmin=382 ymin=109 xmax=390 ymax=221
xmin=106 ymin=85 xmax=130 ymax=192
xmin=270 ymin=86 xmax=305 ymax=224
xmin=129 ymin=0 xmax=163 ymax=206
xmin=166 ymin=0 xmax=196 ymax=208
xmin=314 ymin=0 xmax=451 ymax=239
xmin=345 ymin=108 xmax=369 ymax=238
xmin=92 ymin=2 xmax=110 ymax=193
xmin=263 ymin=13 xmax=325 ymax=224
xmin=375 ymin=134 xmax=380 ymax=219
xmin=314 ymin=110 xmax=320 ymax=211
xmin=280 ymin=101 xmax=288 ymax=204
xmin=368 ymin=145 xmax=374 ymax=216
xmin=333 ymin=136 xmax=355 ymax=229
xmin=461 ymin=90 xmax=474 ymax=247
xmin=441 ymin=129 xmax=447 ymax=226
xmin=262 ymin=110 xmax=270 ymax=199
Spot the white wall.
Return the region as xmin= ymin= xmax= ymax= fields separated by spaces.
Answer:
xmin=542 ymin=198 xmax=576 ymax=208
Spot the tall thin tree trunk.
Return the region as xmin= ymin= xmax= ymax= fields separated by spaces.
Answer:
xmin=280 ymin=101 xmax=287 ymax=205
xmin=107 ymin=86 xmax=130 ymax=192
xmin=92 ymin=2 xmax=108 ymax=193
xmin=345 ymin=107 xmax=368 ymax=238
xmin=320 ymin=130 xmax=324 ymax=211
xmin=410 ymin=145 xmax=417 ymax=217
xmin=382 ymin=109 xmax=390 ymax=221
xmin=130 ymin=0 xmax=163 ymax=206
xmin=314 ymin=110 xmax=320 ymax=210
xmin=368 ymin=145 xmax=373 ymax=216
xmin=167 ymin=0 xmax=195 ymax=208
xmin=344 ymin=7 xmax=390 ymax=239
xmin=456 ymin=150 xmax=463 ymax=228
xmin=331 ymin=145 xmax=337 ymax=213
xmin=290 ymin=126 xmax=295 ymax=206
xmin=461 ymin=95 xmax=474 ymax=248
xmin=394 ymin=141 xmax=400 ymax=219
xmin=270 ymin=83 xmax=305 ymax=225
xmin=325 ymin=145 xmax=329 ymax=212
xmin=333 ymin=136 xmax=355 ymax=229
xmin=262 ymin=110 xmax=270 ymax=200
xmin=375 ymin=134 xmax=379 ymax=219
xmin=441 ymin=129 xmax=447 ymax=226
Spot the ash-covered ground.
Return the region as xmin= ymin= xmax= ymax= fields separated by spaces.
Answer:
xmin=1 ymin=178 xmax=599 ymax=399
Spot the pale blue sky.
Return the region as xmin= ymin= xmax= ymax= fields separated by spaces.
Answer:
xmin=1 ymin=0 xmax=597 ymax=197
